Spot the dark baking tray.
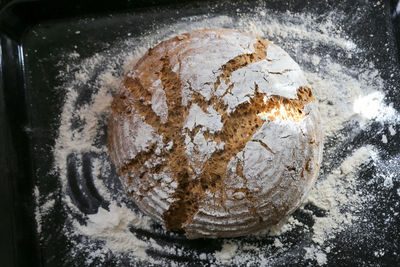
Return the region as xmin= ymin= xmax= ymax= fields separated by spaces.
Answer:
xmin=1 ymin=0 xmax=400 ymax=266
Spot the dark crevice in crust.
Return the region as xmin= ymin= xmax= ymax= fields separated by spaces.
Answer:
xmin=157 ymin=56 xmax=203 ymax=231
xmin=213 ymin=39 xmax=269 ymax=93
xmin=257 ymin=140 xmax=276 ymax=154
xmin=118 ymin=143 xmax=157 ymax=176
xmin=112 ymin=77 xmax=160 ymax=127
xmin=162 ymin=41 xmax=273 ymax=230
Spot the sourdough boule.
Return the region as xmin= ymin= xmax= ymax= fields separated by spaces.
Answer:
xmin=107 ymin=28 xmax=323 ymax=239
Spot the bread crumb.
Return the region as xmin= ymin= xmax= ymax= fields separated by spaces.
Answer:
xmin=389 ymin=125 xmax=396 ymax=136
xmin=273 ymin=238 xmax=283 ymax=248
xmin=199 ymin=253 xmax=207 ymax=260
xmin=214 ymin=242 xmax=238 ymax=264
xmin=382 ymin=134 xmax=388 ymax=143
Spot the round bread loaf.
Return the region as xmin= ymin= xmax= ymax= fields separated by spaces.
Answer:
xmin=107 ymin=29 xmax=323 ymax=239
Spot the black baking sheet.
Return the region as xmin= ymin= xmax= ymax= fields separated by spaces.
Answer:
xmin=1 ymin=0 xmax=400 ymax=266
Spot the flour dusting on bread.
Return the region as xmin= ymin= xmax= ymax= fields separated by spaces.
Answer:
xmin=107 ymin=29 xmax=323 ymax=238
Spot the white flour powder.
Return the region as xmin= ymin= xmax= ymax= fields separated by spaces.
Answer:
xmin=74 ymin=203 xmax=151 ymax=258
xmin=33 ymin=2 xmax=400 ymax=266
xmin=34 ymin=186 xmax=55 ymax=234
xmin=307 ymin=146 xmax=375 ymax=245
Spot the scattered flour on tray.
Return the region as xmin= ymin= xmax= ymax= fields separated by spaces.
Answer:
xmin=307 ymin=146 xmax=375 ymax=245
xmin=304 ymin=245 xmax=328 ymax=266
xmin=74 ymin=203 xmax=151 ymax=258
xmin=34 ymin=186 xmax=55 ymax=234
xmin=33 ymin=3 xmax=400 ymax=266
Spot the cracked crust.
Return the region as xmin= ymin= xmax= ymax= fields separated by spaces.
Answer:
xmin=107 ymin=29 xmax=323 ymax=239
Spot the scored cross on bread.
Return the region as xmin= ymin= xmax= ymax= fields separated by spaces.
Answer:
xmin=107 ymin=29 xmax=323 ymax=239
